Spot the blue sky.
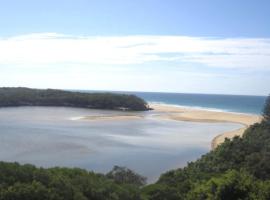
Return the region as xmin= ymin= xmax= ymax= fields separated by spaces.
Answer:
xmin=0 ymin=0 xmax=270 ymax=95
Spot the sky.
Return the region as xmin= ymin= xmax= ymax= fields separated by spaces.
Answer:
xmin=0 ymin=0 xmax=270 ymax=95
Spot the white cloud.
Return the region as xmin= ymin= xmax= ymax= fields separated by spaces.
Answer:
xmin=0 ymin=33 xmax=270 ymax=69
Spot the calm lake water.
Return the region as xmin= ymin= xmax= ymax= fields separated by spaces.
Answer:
xmin=0 ymin=107 xmax=242 ymax=182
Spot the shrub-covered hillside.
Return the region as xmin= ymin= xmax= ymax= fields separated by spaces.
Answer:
xmin=0 ymin=87 xmax=149 ymax=111
xmin=0 ymin=164 xmax=145 ymax=200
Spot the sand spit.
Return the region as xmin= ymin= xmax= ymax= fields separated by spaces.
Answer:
xmin=72 ymin=103 xmax=261 ymax=149
xmin=150 ymin=103 xmax=262 ymax=149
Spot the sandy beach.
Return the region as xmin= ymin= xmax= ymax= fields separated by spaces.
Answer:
xmin=149 ymin=103 xmax=262 ymax=149
xmin=77 ymin=103 xmax=261 ymax=149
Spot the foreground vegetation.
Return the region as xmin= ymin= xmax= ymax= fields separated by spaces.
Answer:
xmin=0 ymin=87 xmax=149 ymax=111
xmin=0 ymin=95 xmax=269 ymax=199
xmin=0 ymin=163 xmax=147 ymax=200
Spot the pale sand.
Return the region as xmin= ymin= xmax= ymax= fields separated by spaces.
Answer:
xmin=75 ymin=103 xmax=261 ymax=149
xmin=80 ymin=115 xmax=143 ymax=121
xmin=150 ymin=103 xmax=262 ymax=149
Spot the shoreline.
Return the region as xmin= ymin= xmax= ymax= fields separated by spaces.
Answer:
xmin=72 ymin=103 xmax=262 ymax=149
xmin=149 ymin=103 xmax=262 ymax=149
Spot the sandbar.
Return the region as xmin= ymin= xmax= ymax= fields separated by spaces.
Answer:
xmin=150 ymin=103 xmax=261 ymax=149
xmin=79 ymin=115 xmax=143 ymax=121
xmin=74 ymin=103 xmax=261 ymax=149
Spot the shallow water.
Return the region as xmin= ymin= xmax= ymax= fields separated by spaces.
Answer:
xmin=0 ymin=107 xmax=242 ymax=182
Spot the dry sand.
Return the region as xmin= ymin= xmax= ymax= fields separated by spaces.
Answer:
xmin=150 ymin=103 xmax=262 ymax=149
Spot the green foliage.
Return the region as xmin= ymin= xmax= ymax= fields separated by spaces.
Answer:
xmin=106 ymin=166 xmax=147 ymax=187
xmin=0 ymin=87 xmax=149 ymax=111
xmin=263 ymin=94 xmax=270 ymax=122
xmin=141 ymin=184 xmax=180 ymax=200
xmin=186 ymin=170 xmax=270 ymax=200
xmin=0 ymin=164 xmax=142 ymax=200
xmin=0 ymin=181 xmax=50 ymax=200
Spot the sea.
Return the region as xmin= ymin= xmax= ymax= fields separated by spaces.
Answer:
xmin=81 ymin=91 xmax=267 ymax=115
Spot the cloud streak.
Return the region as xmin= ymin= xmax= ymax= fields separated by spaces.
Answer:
xmin=0 ymin=33 xmax=270 ymax=69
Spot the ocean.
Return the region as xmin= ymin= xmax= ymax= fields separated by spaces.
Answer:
xmin=81 ymin=91 xmax=267 ymax=115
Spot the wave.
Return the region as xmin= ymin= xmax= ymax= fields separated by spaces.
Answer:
xmin=148 ymin=101 xmax=255 ymax=116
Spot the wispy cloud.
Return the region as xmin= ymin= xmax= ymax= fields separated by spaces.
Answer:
xmin=0 ymin=33 xmax=270 ymax=69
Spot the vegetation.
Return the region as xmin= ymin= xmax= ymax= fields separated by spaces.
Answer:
xmin=263 ymin=94 xmax=270 ymax=122
xmin=0 ymin=164 xmax=144 ymax=200
xmin=0 ymin=94 xmax=270 ymax=199
xmin=0 ymin=87 xmax=150 ymax=111
xmin=106 ymin=166 xmax=147 ymax=187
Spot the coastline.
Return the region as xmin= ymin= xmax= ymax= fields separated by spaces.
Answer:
xmin=74 ymin=102 xmax=262 ymax=149
xmin=149 ymin=103 xmax=262 ymax=149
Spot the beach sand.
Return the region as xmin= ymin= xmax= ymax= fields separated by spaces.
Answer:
xmin=77 ymin=103 xmax=261 ymax=149
xmin=80 ymin=115 xmax=143 ymax=121
xmin=150 ymin=103 xmax=262 ymax=149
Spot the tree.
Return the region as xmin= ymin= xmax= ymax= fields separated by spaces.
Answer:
xmin=141 ymin=184 xmax=180 ymax=200
xmin=106 ymin=166 xmax=147 ymax=187
xmin=263 ymin=94 xmax=270 ymax=122
xmin=186 ymin=170 xmax=264 ymax=200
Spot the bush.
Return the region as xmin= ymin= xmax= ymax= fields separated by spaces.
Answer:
xmin=263 ymin=95 xmax=270 ymax=122
xmin=106 ymin=166 xmax=147 ymax=187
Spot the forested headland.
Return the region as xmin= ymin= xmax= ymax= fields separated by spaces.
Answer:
xmin=0 ymin=87 xmax=150 ymax=111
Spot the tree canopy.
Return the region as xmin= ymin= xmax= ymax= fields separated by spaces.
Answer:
xmin=106 ymin=166 xmax=147 ymax=187
xmin=0 ymin=87 xmax=150 ymax=111
xmin=0 ymin=164 xmax=143 ymax=200
xmin=263 ymin=94 xmax=270 ymax=122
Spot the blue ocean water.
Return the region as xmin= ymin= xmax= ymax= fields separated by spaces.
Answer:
xmin=132 ymin=92 xmax=267 ymax=115
xmin=80 ymin=90 xmax=267 ymax=115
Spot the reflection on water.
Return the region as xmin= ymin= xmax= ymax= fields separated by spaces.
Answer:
xmin=0 ymin=107 xmax=242 ymax=182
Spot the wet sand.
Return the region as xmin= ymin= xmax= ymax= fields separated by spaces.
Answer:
xmin=149 ymin=103 xmax=262 ymax=149
xmin=81 ymin=115 xmax=143 ymax=121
